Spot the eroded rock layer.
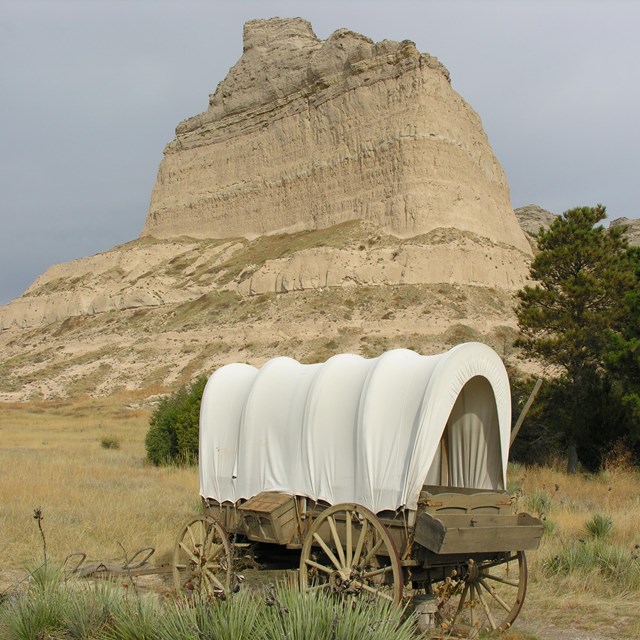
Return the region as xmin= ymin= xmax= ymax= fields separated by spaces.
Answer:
xmin=143 ymin=18 xmax=530 ymax=255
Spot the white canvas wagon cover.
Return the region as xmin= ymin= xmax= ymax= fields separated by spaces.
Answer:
xmin=199 ymin=342 xmax=511 ymax=513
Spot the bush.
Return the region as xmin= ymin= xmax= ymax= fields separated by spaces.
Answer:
xmin=543 ymin=538 xmax=640 ymax=593
xmin=524 ymin=489 xmax=552 ymax=519
xmin=145 ymin=375 xmax=207 ymax=465
xmin=584 ymin=513 xmax=613 ymax=539
xmin=100 ymin=436 xmax=120 ymax=450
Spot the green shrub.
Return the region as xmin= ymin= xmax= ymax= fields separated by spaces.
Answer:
xmin=100 ymin=436 xmax=120 ymax=450
xmin=584 ymin=513 xmax=613 ymax=539
xmin=145 ymin=375 xmax=207 ymax=465
xmin=543 ymin=538 xmax=640 ymax=593
xmin=0 ymin=565 xmax=68 ymax=640
xmin=524 ymin=489 xmax=552 ymax=519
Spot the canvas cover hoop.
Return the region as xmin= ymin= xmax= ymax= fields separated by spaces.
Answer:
xmin=199 ymin=342 xmax=510 ymax=513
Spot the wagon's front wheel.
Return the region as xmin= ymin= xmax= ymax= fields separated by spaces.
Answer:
xmin=434 ymin=550 xmax=527 ymax=636
xmin=173 ymin=515 xmax=233 ymax=599
xmin=299 ymin=503 xmax=403 ymax=605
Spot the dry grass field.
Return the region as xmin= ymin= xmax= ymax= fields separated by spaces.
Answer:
xmin=0 ymin=394 xmax=197 ymax=573
xmin=1 ymin=396 xmax=639 ymax=639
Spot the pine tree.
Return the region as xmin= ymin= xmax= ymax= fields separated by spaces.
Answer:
xmin=516 ymin=205 xmax=637 ymax=471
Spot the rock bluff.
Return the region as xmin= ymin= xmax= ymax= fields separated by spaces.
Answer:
xmin=143 ymin=18 xmax=530 ymax=254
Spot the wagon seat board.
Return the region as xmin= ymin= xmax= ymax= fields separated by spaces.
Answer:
xmin=198 ymin=342 xmax=511 ymax=515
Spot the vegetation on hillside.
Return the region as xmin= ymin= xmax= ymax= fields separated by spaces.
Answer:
xmin=514 ymin=205 xmax=640 ymax=472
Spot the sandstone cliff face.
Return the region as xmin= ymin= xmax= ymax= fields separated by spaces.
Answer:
xmin=143 ymin=18 xmax=530 ymax=255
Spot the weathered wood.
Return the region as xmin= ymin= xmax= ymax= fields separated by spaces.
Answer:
xmin=414 ymin=512 xmax=543 ymax=554
xmin=510 ymin=378 xmax=543 ymax=446
xmin=237 ymin=492 xmax=297 ymax=544
xmin=419 ymin=489 xmax=513 ymax=515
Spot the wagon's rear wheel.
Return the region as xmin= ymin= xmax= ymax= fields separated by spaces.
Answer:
xmin=299 ymin=503 xmax=403 ymax=605
xmin=173 ymin=515 xmax=233 ymax=599
xmin=434 ymin=550 xmax=527 ymax=637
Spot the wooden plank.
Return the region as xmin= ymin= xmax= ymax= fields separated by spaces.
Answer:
xmin=431 ymin=514 xmax=519 ymax=528
xmin=238 ymin=491 xmax=294 ymax=514
xmin=414 ymin=512 xmax=544 ymax=554
xmin=419 ymin=489 xmax=513 ymax=516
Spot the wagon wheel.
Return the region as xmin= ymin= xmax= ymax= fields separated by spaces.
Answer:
xmin=173 ymin=515 xmax=233 ymax=599
xmin=434 ymin=550 xmax=527 ymax=637
xmin=299 ymin=503 xmax=403 ymax=605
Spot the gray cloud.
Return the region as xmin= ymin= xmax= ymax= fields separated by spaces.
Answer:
xmin=1 ymin=0 xmax=638 ymax=305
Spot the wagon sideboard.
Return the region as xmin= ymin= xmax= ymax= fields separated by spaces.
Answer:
xmin=204 ymin=486 xmax=543 ymax=560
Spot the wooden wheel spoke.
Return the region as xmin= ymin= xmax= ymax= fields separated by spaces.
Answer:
xmin=179 ymin=541 xmax=200 ymax=566
xmin=204 ymin=569 xmax=226 ymax=592
xmin=192 ymin=521 xmax=205 ymax=550
xmin=479 ymin=571 xmax=519 ymax=588
xmin=352 ymin=519 xmax=368 ymax=567
xmin=362 ymin=565 xmax=394 ymax=579
xmin=313 ymin=532 xmax=342 ymax=571
xmin=356 ymin=581 xmax=393 ymax=601
xmin=204 ymin=528 xmax=219 ymax=552
xmin=328 ymin=515 xmax=346 ymax=568
xmin=362 ymin=537 xmax=384 ymax=565
xmin=474 ymin=582 xmax=497 ymax=630
xmin=199 ymin=570 xmax=213 ymax=596
xmin=205 ymin=542 xmax=224 ymax=561
xmin=451 ymin=581 xmax=470 ymax=626
xmin=187 ymin=524 xmax=199 ymax=551
xmin=469 ymin=583 xmax=476 ymax=627
xmin=478 ymin=577 xmax=512 ymax=613
xmin=345 ymin=511 xmax=353 ymax=568
xmin=304 ymin=558 xmax=333 ymax=574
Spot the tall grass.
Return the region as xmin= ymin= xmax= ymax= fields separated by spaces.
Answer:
xmin=0 ymin=573 xmax=416 ymax=640
xmin=542 ymin=538 xmax=640 ymax=595
xmin=0 ymin=397 xmax=197 ymax=570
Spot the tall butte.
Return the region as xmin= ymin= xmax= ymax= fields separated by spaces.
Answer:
xmin=143 ymin=18 xmax=530 ymax=256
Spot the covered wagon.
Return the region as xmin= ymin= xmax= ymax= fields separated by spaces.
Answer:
xmin=174 ymin=342 xmax=542 ymax=634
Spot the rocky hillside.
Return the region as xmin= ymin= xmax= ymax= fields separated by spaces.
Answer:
xmin=514 ymin=205 xmax=639 ymax=251
xmin=0 ymin=19 xmax=536 ymax=402
xmin=610 ymin=217 xmax=640 ymax=246
xmin=0 ymin=223 xmax=524 ymax=401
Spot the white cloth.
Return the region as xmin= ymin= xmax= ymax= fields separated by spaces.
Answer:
xmin=199 ymin=342 xmax=511 ymax=513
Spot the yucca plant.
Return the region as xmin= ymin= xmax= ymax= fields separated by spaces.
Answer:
xmin=524 ymin=489 xmax=552 ymax=518
xmin=194 ymin=591 xmax=263 ymax=640
xmin=584 ymin=513 xmax=613 ymax=539
xmin=543 ymin=538 xmax=640 ymax=594
xmin=0 ymin=566 xmax=69 ymax=640
xmin=98 ymin=593 xmax=159 ymax=640
xmin=63 ymin=581 xmax=124 ymax=639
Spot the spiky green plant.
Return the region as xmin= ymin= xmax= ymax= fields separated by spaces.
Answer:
xmin=584 ymin=513 xmax=613 ymax=539
xmin=524 ymin=489 xmax=552 ymax=518
xmin=0 ymin=566 xmax=68 ymax=640
xmin=543 ymin=538 xmax=640 ymax=593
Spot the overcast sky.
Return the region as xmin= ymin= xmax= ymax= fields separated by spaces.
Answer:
xmin=1 ymin=0 xmax=638 ymax=305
